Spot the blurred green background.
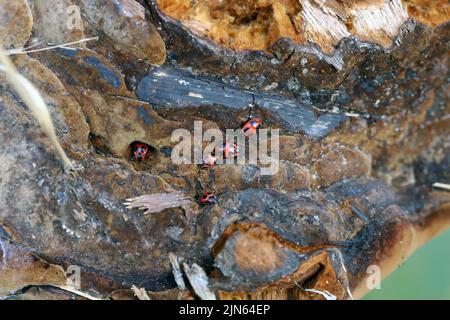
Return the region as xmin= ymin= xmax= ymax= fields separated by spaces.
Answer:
xmin=364 ymin=230 xmax=450 ymax=299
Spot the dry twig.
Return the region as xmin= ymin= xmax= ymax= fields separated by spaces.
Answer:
xmin=0 ymin=44 xmax=73 ymax=169
xmin=124 ymin=192 xmax=191 ymax=214
xmin=183 ymin=263 xmax=216 ymax=300
xmin=131 ymin=285 xmax=150 ymax=300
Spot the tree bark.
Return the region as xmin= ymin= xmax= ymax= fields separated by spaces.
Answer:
xmin=0 ymin=0 xmax=449 ymax=300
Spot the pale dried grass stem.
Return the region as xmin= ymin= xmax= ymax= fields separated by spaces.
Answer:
xmin=0 ymin=44 xmax=73 ymax=169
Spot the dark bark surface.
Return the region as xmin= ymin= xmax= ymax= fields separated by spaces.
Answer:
xmin=0 ymin=0 xmax=449 ymax=299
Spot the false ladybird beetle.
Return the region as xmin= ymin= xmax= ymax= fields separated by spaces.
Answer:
xmin=200 ymin=154 xmax=217 ymax=169
xmin=199 ymin=192 xmax=218 ymax=205
xmin=215 ymin=143 xmax=239 ymax=158
xmin=132 ymin=142 xmax=149 ymax=161
xmin=241 ymin=117 xmax=262 ymax=137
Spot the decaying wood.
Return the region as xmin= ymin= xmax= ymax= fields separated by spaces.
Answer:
xmin=183 ymin=262 xmax=216 ymax=300
xmin=0 ymin=0 xmax=448 ymax=300
xmin=136 ymin=66 xmax=347 ymax=138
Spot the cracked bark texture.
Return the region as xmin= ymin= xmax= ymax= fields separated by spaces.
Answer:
xmin=0 ymin=0 xmax=449 ymax=300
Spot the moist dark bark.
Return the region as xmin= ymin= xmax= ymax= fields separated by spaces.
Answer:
xmin=0 ymin=0 xmax=448 ymax=300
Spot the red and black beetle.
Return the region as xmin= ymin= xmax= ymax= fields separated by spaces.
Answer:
xmin=241 ymin=117 xmax=262 ymax=137
xmin=215 ymin=143 xmax=239 ymax=158
xmin=131 ymin=142 xmax=149 ymax=161
xmin=200 ymin=154 xmax=217 ymax=169
xmin=199 ymin=192 xmax=218 ymax=205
